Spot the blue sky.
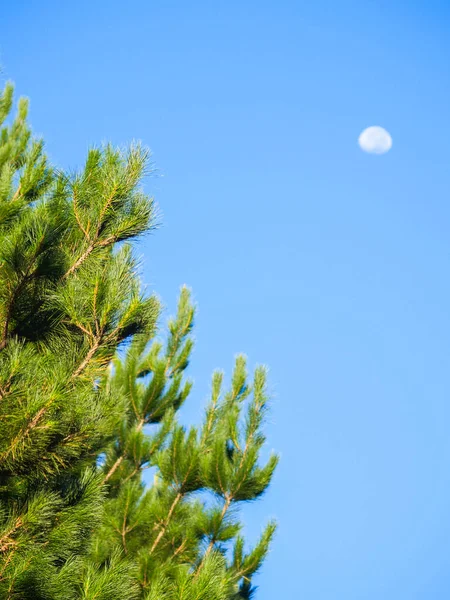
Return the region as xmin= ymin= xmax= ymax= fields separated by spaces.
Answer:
xmin=4 ymin=1 xmax=450 ymax=597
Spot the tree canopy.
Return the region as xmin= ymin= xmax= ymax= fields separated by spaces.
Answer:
xmin=0 ymin=82 xmax=278 ymax=600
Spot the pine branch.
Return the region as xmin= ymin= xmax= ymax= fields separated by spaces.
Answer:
xmin=148 ymin=491 xmax=183 ymax=555
xmin=201 ymin=495 xmax=232 ymax=564
xmin=0 ymin=517 xmax=22 ymax=554
xmin=0 ymin=402 xmax=52 ymax=467
xmin=102 ymin=417 xmax=145 ymax=484
xmin=71 ymin=337 xmax=101 ymax=379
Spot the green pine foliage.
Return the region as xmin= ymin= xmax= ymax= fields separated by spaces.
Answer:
xmin=94 ymin=289 xmax=279 ymax=599
xmin=0 ymin=83 xmax=278 ymax=599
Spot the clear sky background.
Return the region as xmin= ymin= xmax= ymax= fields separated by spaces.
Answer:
xmin=4 ymin=1 xmax=450 ymax=598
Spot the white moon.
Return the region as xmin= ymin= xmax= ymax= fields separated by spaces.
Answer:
xmin=358 ymin=126 xmax=392 ymax=154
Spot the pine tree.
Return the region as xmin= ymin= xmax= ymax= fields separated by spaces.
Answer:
xmin=0 ymin=83 xmax=278 ymax=599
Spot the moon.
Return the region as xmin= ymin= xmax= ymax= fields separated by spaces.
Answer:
xmin=358 ymin=126 xmax=392 ymax=154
